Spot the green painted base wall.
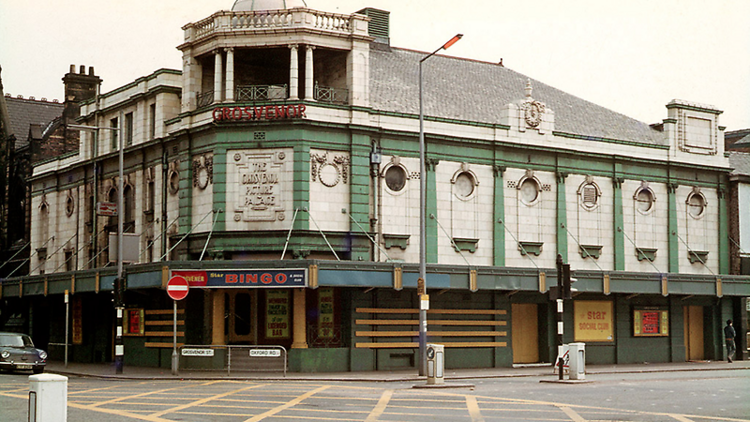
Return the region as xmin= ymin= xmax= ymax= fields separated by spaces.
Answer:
xmin=289 ymin=348 xmax=351 ymax=372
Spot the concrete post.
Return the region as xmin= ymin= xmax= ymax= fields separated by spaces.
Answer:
xmin=29 ymin=374 xmax=68 ymax=422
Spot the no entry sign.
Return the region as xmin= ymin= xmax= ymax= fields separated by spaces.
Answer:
xmin=167 ymin=276 xmax=189 ymax=301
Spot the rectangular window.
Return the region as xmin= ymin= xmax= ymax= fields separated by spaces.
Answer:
xmin=149 ymin=103 xmax=156 ymax=139
xmin=125 ymin=112 xmax=134 ymax=146
xmin=110 ymin=117 xmax=118 ymax=150
xmin=65 ymin=251 xmax=74 ymax=272
xmin=633 ymin=308 xmax=669 ymax=337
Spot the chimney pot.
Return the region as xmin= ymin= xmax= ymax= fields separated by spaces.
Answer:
xmin=79 ymin=65 xmax=85 ymax=74
xmin=70 ymin=64 xmax=75 ymax=73
xmin=89 ymin=66 xmax=95 ymax=76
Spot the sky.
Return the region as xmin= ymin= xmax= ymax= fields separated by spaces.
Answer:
xmin=1 ymin=0 xmax=749 ymax=130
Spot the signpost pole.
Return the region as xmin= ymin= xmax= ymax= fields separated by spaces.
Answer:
xmin=172 ymin=299 xmax=178 ymax=375
xmin=64 ymin=290 xmax=69 ymax=368
xmin=556 ymin=254 xmax=564 ymax=380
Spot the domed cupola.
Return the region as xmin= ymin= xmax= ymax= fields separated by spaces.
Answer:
xmin=231 ymin=0 xmax=307 ymax=11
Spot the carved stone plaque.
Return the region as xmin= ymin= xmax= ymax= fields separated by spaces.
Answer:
xmin=228 ymin=149 xmax=291 ymax=227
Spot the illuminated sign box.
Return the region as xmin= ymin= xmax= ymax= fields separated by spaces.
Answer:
xmin=171 ymin=269 xmax=307 ymax=288
xmin=633 ymin=309 xmax=669 ymax=337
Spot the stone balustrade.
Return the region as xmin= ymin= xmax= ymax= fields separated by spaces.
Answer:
xmin=183 ymin=8 xmax=369 ymax=43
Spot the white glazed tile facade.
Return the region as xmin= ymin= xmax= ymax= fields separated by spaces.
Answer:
xmin=309 ymin=149 xmax=351 ymax=232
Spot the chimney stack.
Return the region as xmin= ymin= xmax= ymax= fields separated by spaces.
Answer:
xmin=62 ymin=64 xmax=102 ymax=124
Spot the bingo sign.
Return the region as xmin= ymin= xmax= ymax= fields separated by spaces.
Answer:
xmin=171 ymin=269 xmax=306 ymax=288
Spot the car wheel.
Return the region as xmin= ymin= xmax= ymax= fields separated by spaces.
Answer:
xmin=33 ymin=367 xmax=44 ymax=374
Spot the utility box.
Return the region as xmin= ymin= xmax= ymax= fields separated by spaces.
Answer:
xmin=568 ymin=342 xmax=586 ymax=380
xmin=426 ymin=344 xmax=444 ymax=385
xmin=29 ymin=374 xmax=68 ymax=422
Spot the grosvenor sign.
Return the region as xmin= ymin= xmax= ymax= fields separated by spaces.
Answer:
xmin=213 ymin=104 xmax=307 ymax=122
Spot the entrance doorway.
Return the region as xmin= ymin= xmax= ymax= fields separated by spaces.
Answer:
xmin=684 ymin=305 xmax=704 ymax=361
xmin=225 ymin=290 xmax=257 ymax=344
xmin=512 ymin=303 xmax=539 ymax=364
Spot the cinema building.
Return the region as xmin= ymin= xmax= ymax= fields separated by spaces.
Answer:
xmin=1 ymin=0 xmax=747 ymax=371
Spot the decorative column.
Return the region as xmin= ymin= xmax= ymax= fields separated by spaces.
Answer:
xmin=613 ymin=176 xmax=625 ymax=270
xmin=556 ymin=172 xmax=568 ymax=262
xmin=305 ymin=45 xmax=315 ymax=100
xmin=289 ymin=45 xmax=299 ymax=100
xmin=667 ymin=182 xmax=679 ymax=273
xmin=493 ymin=165 xmax=506 ymax=267
xmin=291 ymin=288 xmax=308 ymax=348
xmin=211 ymin=290 xmax=225 ymax=345
xmin=225 ymin=48 xmax=234 ymax=102
xmin=213 ymin=50 xmax=223 ymax=103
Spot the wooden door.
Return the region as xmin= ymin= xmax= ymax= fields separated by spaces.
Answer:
xmin=684 ymin=306 xmax=704 ymax=361
xmin=226 ymin=290 xmax=257 ymax=344
xmin=512 ymin=303 xmax=539 ymax=364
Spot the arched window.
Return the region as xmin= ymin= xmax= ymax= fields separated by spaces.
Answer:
xmin=123 ymin=185 xmax=135 ymax=233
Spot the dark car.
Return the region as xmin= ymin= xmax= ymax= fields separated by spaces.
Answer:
xmin=0 ymin=332 xmax=47 ymax=374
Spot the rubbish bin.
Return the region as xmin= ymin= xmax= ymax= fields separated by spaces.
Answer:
xmin=426 ymin=343 xmax=444 ymax=385
xmin=568 ymin=342 xmax=586 ymax=380
xmin=29 ymin=373 xmax=68 ymax=422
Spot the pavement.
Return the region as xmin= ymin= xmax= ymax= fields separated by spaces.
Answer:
xmin=43 ymin=359 xmax=750 ymax=382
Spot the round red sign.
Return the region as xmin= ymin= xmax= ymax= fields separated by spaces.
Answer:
xmin=166 ymin=276 xmax=189 ymax=301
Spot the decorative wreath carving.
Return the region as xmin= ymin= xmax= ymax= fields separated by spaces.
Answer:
xmin=521 ymin=79 xmax=546 ymax=128
xmin=311 ymin=151 xmax=350 ymax=188
xmin=192 ymin=154 xmax=214 ymax=190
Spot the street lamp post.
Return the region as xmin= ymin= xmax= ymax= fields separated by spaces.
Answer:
xmin=69 ymin=111 xmax=124 ymax=374
xmin=418 ymin=33 xmax=462 ymax=376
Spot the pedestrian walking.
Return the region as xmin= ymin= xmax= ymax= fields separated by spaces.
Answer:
xmin=724 ymin=319 xmax=736 ymax=363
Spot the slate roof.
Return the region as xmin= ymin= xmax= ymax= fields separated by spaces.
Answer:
xmin=4 ymin=96 xmax=63 ymax=150
xmin=369 ymin=47 xmax=666 ymax=145
xmin=729 ymin=151 xmax=750 ymax=176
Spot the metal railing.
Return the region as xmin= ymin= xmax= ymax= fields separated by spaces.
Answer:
xmin=236 ymin=84 xmax=288 ymax=101
xmin=314 ymin=82 xmax=348 ymax=104
xmin=197 ymin=90 xmax=214 ymax=108
xmin=177 ymin=344 xmax=287 ymax=376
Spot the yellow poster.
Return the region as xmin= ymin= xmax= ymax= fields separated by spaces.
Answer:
xmin=574 ymin=301 xmax=614 ymax=342
xmin=266 ymin=290 xmax=290 ymax=339
xmin=318 ymin=288 xmax=335 ymax=339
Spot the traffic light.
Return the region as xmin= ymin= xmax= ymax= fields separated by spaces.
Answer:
xmin=113 ymin=277 xmax=127 ymax=306
xmin=562 ymin=264 xmax=575 ymax=300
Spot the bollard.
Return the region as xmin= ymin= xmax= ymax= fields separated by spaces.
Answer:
xmin=425 ymin=344 xmax=444 ymax=385
xmin=29 ymin=374 xmax=68 ymax=422
xmin=568 ymin=342 xmax=586 ymax=380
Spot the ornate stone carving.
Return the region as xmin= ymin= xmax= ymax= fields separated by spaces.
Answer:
xmin=521 ymin=79 xmax=546 ymax=128
xmin=193 ymin=154 xmax=213 ymax=190
xmin=311 ymin=151 xmax=350 ymax=188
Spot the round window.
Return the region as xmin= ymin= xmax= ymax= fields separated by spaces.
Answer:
xmin=454 ymin=172 xmax=475 ymax=198
xmin=636 ymin=189 xmax=654 ymax=213
xmin=384 ymin=166 xmax=407 ymax=192
xmin=520 ymin=178 xmax=539 ymax=204
xmin=687 ymin=193 xmax=705 ymax=218
xmin=168 ymin=170 xmax=180 ymax=195
xmin=65 ymin=196 xmax=75 ymax=217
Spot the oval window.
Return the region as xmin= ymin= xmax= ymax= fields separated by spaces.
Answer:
xmin=454 ymin=172 xmax=475 ymax=198
xmin=581 ymin=184 xmax=598 ymax=209
xmin=520 ymin=178 xmax=539 ymax=204
xmin=636 ymin=189 xmax=654 ymax=213
xmin=687 ymin=193 xmax=705 ymax=218
xmin=385 ymin=166 xmax=407 ymax=192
